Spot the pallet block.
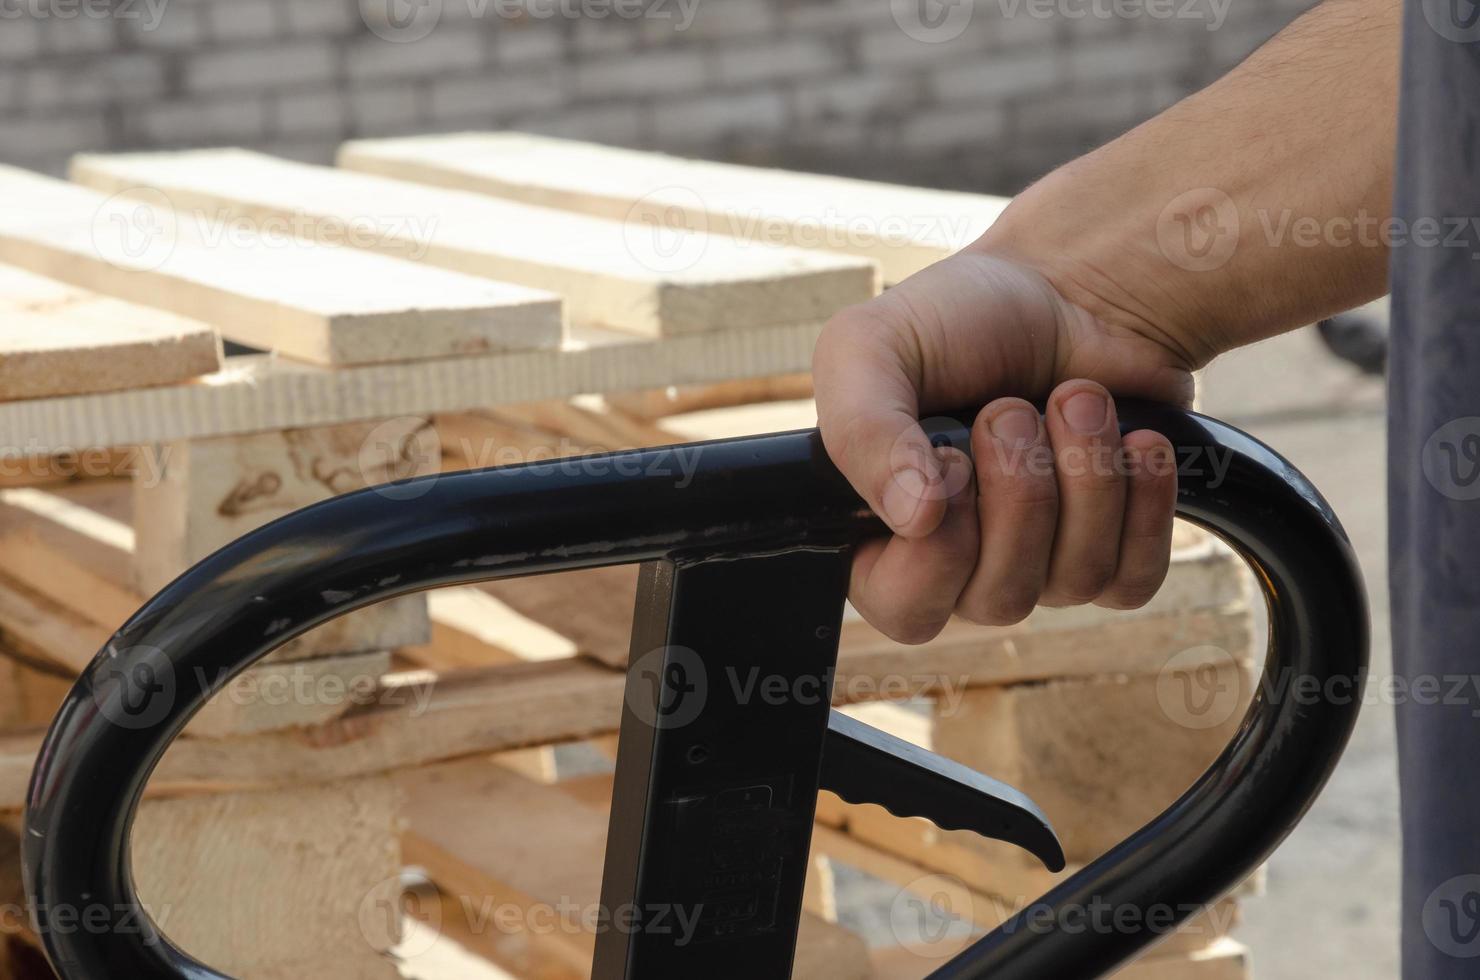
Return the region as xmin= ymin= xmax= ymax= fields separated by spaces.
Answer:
xmin=338 ymin=132 xmax=1009 ymax=284
xmin=931 ymin=662 xmax=1258 ymax=863
xmin=0 ymin=165 xmax=562 ymax=367
xmin=0 ymin=264 xmax=221 ymax=402
xmin=132 ymin=418 xmax=436 ymax=660
xmin=71 ymin=149 xmax=882 ymax=339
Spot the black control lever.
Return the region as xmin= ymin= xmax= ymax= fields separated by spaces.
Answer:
xmin=821 ymin=710 xmax=1067 ymax=872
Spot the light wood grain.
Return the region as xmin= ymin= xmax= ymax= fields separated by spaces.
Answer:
xmin=0 ymin=164 xmax=562 ymax=366
xmin=0 ymin=264 xmax=221 ymax=401
xmin=72 ymin=148 xmax=880 ymax=338
xmin=339 ymin=131 xmax=1009 ymax=284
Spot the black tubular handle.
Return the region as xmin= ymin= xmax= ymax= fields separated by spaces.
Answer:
xmin=21 ymin=401 xmax=1367 ymax=980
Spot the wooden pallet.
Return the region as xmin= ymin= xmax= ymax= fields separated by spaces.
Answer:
xmin=0 ymin=138 xmax=1260 ymax=979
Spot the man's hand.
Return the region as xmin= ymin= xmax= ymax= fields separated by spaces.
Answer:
xmin=813 ymin=249 xmax=1196 ymax=643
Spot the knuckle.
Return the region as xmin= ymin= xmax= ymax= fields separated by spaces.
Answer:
xmin=959 ymin=589 xmax=1038 ymax=628
xmin=1046 ymin=564 xmax=1117 ymax=605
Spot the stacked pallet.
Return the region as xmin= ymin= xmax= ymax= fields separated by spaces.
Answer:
xmin=0 ymin=136 xmax=1259 ymax=979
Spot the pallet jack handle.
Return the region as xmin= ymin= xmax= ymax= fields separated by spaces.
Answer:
xmin=21 ymin=400 xmax=1368 ymax=979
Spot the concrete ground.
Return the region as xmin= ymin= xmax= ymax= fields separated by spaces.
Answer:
xmin=1201 ymin=322 xmax=1396 ymax=980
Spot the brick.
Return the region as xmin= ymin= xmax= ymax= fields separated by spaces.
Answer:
xmin=572 ymin=16 xmax=644 ymax=52
xmin=649 ymin=88 xmax=787 ymax=144
xmin=513 ymin=102 xmax=645 ymax=144
xmin=576 ymin=48 xmax=706 ymax=96
xmin=857 ymin=25 xmax=989 ymax=68
xmin=792 ymin=73 xmax=916 ymax=121
xmin=0 ymin=17 xmax=43 ymax=60
xmin=347 ymin=83 xmax=423 ymax=135
xmin=0 ymin=112 xmax=108 ymax=157
xmin=344 ymin=32 xmax=484 ymax=79
xmin=273 ymin=88 xmax=348 ymax=135
xmin=932 ymin=50 xmax=1063 ymax=100
xmin=186 ymin=40 xmax=338 ymax=93
xmin=128 ymin=97 xmax=270 ymax=144
xmin=663 ymin=0 xmax=775 ymax=37
xmin=491 ymin=20 xmax=565 ymax=64
xmin=1065 ymin=35 xmax=1193 ymax=84
xmin=207 ymin=0 xmax=281 ymax=41
xmin=429 ymin=71 xmax=565 ymax=121
xmin=784 ymin=0 xmax=895 ymax=31
xmin=895 ymin=104 xmax=1007 ymax=148
xmin=36 ymin=13 xmax=117 ymax=54
xmin=717 ymin=36 xmax=843 ymax=86
xmin=22 ymin=52 xmax=167 ymax=109
xmin=283 ymin=0 xmax=361 ymax=35
xmin=123 ymin=2 xmax=203 ymax=48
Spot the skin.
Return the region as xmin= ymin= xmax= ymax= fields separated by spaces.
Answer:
xmin=813 ymin=0 xmax=1400 ymax=643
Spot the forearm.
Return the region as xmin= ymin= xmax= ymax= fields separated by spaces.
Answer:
xmin=977 ymin=0 xmax=1399 ymax=366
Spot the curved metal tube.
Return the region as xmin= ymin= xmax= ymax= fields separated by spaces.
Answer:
xmin=21 ymin=402 xmax=1367 ymax=979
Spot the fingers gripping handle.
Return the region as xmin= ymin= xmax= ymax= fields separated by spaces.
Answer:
xmin=21 ymin=402 xmax=1367 ymax=980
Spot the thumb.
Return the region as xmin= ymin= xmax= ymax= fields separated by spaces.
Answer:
xmin=812 ymin=306 xmax=950 ymax=539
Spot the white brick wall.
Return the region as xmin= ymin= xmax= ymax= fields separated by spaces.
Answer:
xmin=0 ymin=0 xmax=1314 ymax=188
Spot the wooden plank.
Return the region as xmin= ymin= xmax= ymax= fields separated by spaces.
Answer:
xmin=0 ymin=264 xmax=221 ymax=401
xmin=71 ymin=149 xmax=880 ymax=338
xmin=0 ymin=571 xmax=392 ymax=738
xmin=0 ymin=481 xmax=427 ymax=664
xmin=0 ymin=164 xmax=561 ymax=367
xmin=398 ymin=760 xmax=873 ymax=980
xmin=0 ymin=320 xmax=823 ymax=454
xmin=603 ymin=373 xmax=813 ymax=421
xmin=0 ymin=655 xmax=628 ymax=810
xmin=338 ymin=132 xmax=1010 ymax=284
xmin=869 ymin=938 xmax=1249 ymax=980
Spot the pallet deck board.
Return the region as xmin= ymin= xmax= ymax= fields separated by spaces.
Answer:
xmin=0 ymin=320 xmax=822 ymax=453
xmin=338 ymin=131 xmax=1010 ymax=284
xmin=0 ymin=264 xmax=222 ymax=401
xmin=0 ymin=164 xmax=563 ymax=367
xmin=71 ymin=148 xmax=881 ymax=338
